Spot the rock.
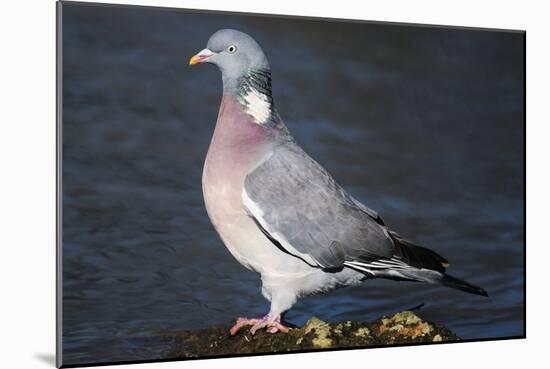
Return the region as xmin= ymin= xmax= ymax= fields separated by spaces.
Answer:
xmin=163 ymin=311 xmax=459 ymax=359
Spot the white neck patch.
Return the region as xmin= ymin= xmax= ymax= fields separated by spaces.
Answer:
xmin=241 ymin=87 xmax=272 ymax=125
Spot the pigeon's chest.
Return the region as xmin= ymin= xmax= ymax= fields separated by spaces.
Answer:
xmin=201 ymin=101 xmax=274 ymax=270
xmin=201 ymin=113 xmax=269 ymax=224
xmin=202 ymin=151 xmax=271 ymax=272
xmin=202 ymin=148 xmax=248 ymax=224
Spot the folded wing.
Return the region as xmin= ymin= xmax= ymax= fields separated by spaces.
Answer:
xmin=242 ymin=140 xmax=396 ymax=270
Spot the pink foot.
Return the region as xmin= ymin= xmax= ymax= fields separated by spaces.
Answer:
xmin=230 ymin=314 xmax=289 ymax=336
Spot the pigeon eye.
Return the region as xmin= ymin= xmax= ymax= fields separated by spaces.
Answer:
xmin=227 ymin=45 xmax=237 ymax=54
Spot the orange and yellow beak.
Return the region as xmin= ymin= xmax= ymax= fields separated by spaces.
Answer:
xmin=189 ymin=48 xmax=215 ymax=65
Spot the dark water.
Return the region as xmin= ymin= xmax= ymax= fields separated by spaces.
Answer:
xmin=61 ymin=3 xmax=525 ymax=366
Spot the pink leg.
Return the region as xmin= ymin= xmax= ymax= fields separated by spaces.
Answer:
xmin=230 ymin=314 xmax=289 ymax=336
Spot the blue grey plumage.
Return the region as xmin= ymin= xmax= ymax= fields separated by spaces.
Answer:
xmin=243 ymin=134 xmax=488 ymax=298
xmin=243 ymin=140 xmax=394 ymax=269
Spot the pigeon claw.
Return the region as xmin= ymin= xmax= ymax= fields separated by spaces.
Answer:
xmin=230 ymin=314 xmax=289 ymax=336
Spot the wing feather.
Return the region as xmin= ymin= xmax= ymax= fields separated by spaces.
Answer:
xmin=243 ymin=141 xmax=396 ymax=269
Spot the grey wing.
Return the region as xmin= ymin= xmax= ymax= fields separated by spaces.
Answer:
xmin=242 ymin=141 xmax=396 ymax=269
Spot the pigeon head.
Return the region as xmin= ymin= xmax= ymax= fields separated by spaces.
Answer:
xmin=190 ymin=29 xmax=284 ymax=127
xmin=189 ymin=29 xmax=270 ymax=91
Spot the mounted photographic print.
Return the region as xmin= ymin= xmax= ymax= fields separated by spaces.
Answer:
xmin=56 ymin=1 xmax=526 ymax=367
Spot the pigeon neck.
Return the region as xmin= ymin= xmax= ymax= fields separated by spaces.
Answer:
xmin=224 ymin=68 xmax=280 ymax=128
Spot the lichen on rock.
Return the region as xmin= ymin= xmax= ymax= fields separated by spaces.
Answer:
xmin=354 ymin=327 xmax=371 ymax=338
xmin=303 ymin=317 xmax=333 ymax=348
xmin=378 ymin=311 xmax=433 ymax=338
xmin=164 ymin=310 xmax=459 ymax=359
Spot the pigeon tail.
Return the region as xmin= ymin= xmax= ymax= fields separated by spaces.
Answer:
xmin=392 ymin=239 xmax=449 ymax=272
xmin=345 ymin=234 xmax=488 ymax=297
xmin=438 ymin=273 xmax=489 ymax=297
xmin=389 ymin=235 xmax=488 ymax=296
